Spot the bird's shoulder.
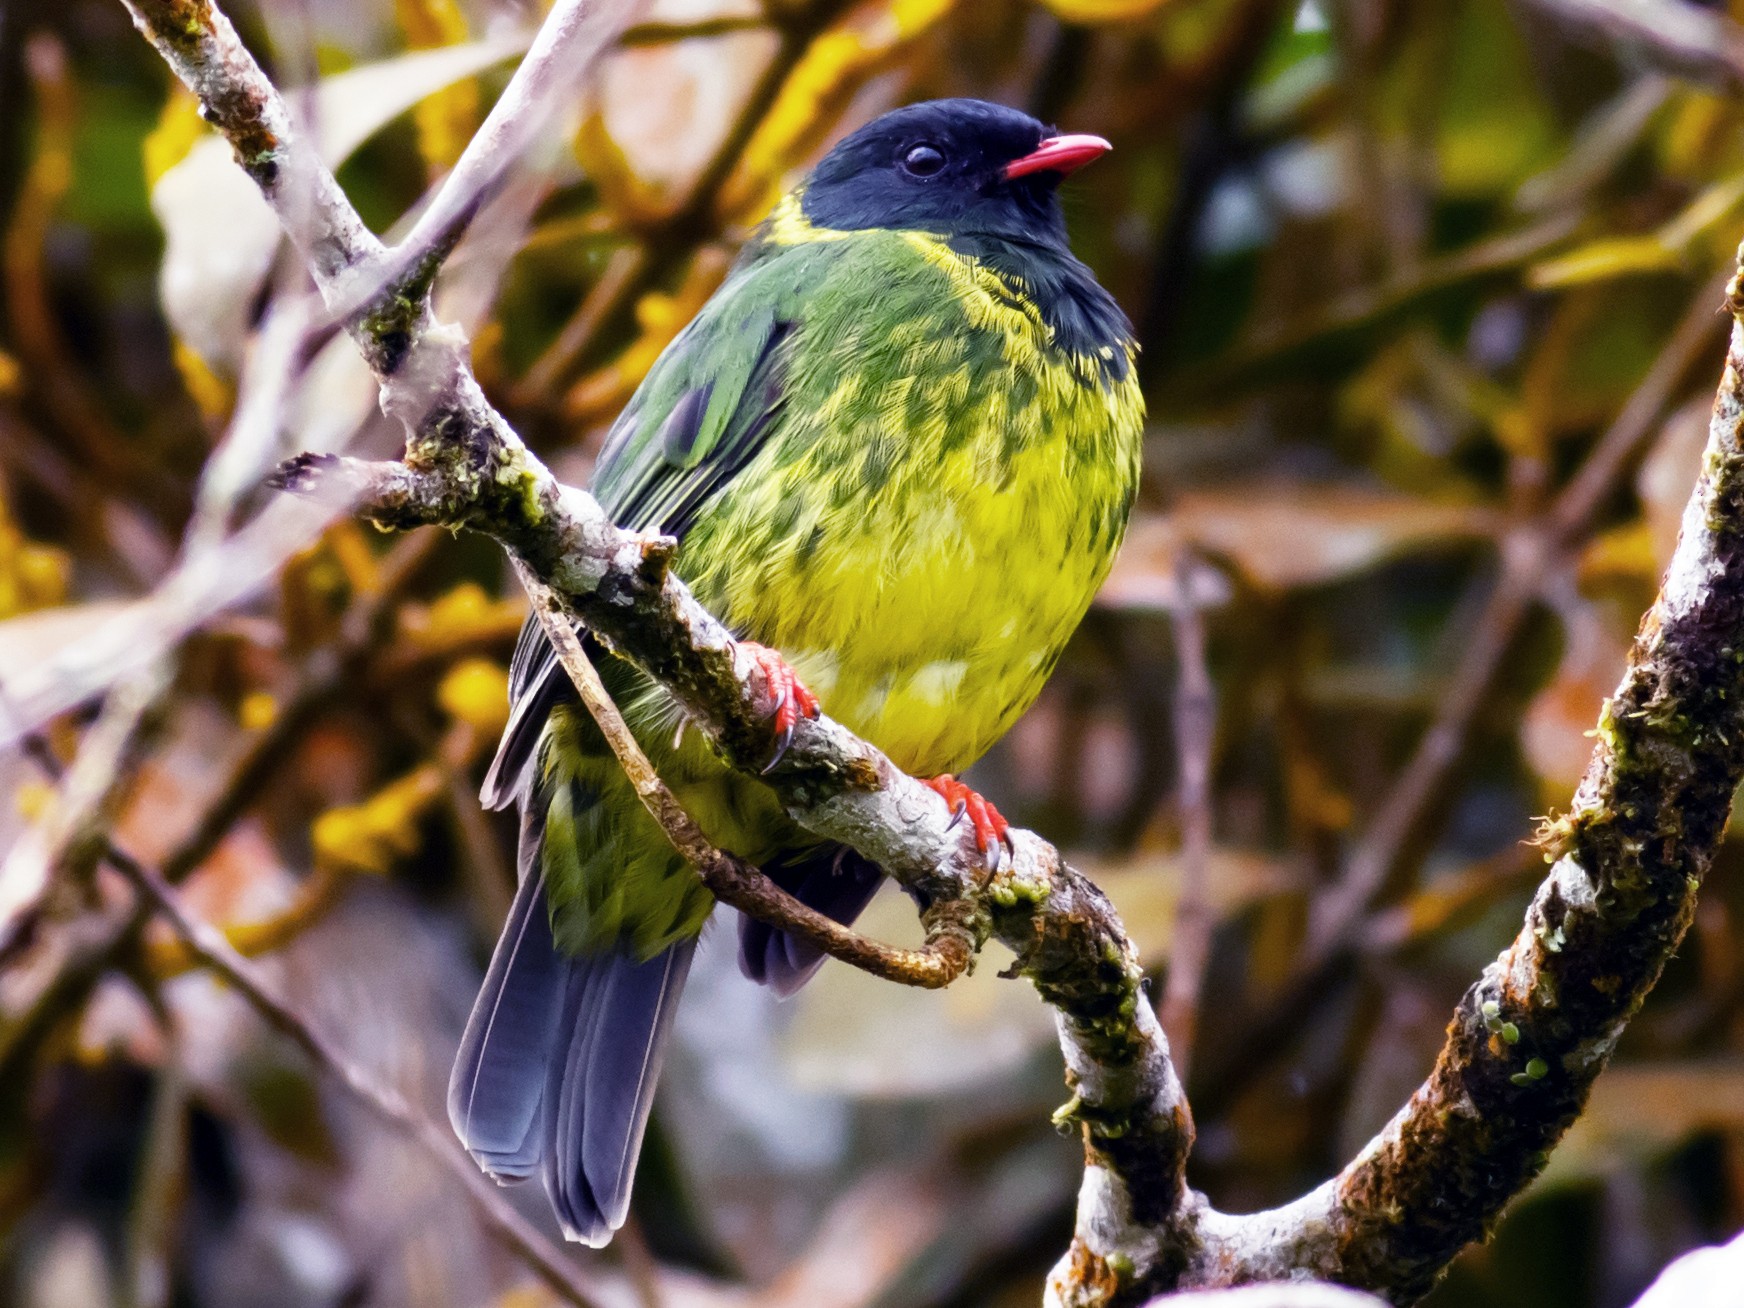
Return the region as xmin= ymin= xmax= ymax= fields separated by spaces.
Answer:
xmin=585 ymin=224 xmax=965 ymax=520
xmin=744 ymin=192 xmax=1134 ymax=388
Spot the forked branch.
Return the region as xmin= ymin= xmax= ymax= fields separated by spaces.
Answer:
xmin=116 ymin=0 xmax=1744 ymax=1303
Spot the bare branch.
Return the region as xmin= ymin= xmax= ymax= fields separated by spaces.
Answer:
xmin=365 ymin=0 xmax=644 ymax=313
xmin=1157 ymin=551 xmax=1216 ymax=1077
xmin=104 ymin=840 xmax=606 ymax=1308
xmin=0 ymin=665 xmax=170 ymax=954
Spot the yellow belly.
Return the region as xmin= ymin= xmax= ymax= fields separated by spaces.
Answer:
xmin=676 ymin=226 xmax=1143 ymax=777
xmin=545 ymin=216 xmax=1142 ymax=955
xmin=732 ymin=433 xmax=1126 ymax=776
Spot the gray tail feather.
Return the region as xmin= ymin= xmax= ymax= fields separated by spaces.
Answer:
xmin=448 ymin=866 xmax=565 ymax=1179
xmin=544 ymin=941 xmax=695 ymax=1245
xmin=738 ymin=845 xmax=884 ymax=997
xmin=449 ymin=845 xmax=696 ymax=1246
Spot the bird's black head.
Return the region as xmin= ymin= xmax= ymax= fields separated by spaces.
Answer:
xmin=800 ymin=99 xmax=1107 ymax=248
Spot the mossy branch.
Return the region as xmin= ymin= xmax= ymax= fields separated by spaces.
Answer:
xmin=118 ymin=0 xmax=1744 ymax=1303
xmin=121 ymin=0 xmax=1197 ymax=1292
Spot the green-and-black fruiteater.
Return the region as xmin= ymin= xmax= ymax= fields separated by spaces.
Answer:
xmin=448 ymin=98 xmax=1144 ymax=1244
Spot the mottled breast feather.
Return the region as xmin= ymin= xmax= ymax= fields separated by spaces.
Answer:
xmin=670 ymin=193 xmax=1145 ymax=776
xmin=525 ymin=188 xmax=1144 ymax=957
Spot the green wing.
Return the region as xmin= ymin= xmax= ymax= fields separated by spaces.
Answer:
xmin=482 ymin=251 xmax=810 ymax=806
xmin=591 ymin=299 xmax=794 ymax=536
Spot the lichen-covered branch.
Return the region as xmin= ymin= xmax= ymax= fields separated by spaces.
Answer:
xmin=117 ymin=0 xmax=1744 ymax=1304
xmin=120 ymin=1 xmax=1195 ymax=1300
xmin=1173 ymin=275 xmax=1744 ymax=1300
xmin=514 ymin=559 xmax=978 ymax=990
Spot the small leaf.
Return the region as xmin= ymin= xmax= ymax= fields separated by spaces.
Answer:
xmin=1529 ymin=236 xmax=1682 ymax=290
xmin=311 ymin=766 xmax=445 ymax=876
xmin=719 ymin=0 xmax=960 ymax=221
xmin=437 ymin=658 xmax=511 ymax=738
xmin=1037 ymin=0 xmax=1173 ymax=20
xmin=1531 ymin=173 xmax=1744 ymax=289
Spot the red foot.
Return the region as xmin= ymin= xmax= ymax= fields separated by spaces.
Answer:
xmin=740 ymin=641 xmax=820 ymax=772
xmin=924 ymin=775 xmax=1012 ymax=872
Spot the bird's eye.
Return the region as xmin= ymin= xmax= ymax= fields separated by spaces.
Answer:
xmin=901 ymin=144 xmax=947 ymax=178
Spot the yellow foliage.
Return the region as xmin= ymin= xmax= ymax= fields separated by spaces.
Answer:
xmin=1531 ymin=173 xmax=1744 ymax=289
xmin=312 ymin=765 xmax=445 ymax=876
xmin=1579 ymin=521 xmax=1660 ymax=588
xmin=142 ymin=87 xmax=206 ymax=187
xmin=1037 ymin=0 xmax=1172 ymax=19
xmin=239 ymin=691 xmax=279 ymax=732
xmin=0 ymin=502 xmax=70 ymax=621
xmin=395 ymin=0 xmax=479 ymax=171
xmin=146 ymin=865 xmax=348 ymax=980
xmin=172 ymin=338 xmax=235 ymax=420
xmin=398 ymin=580 xmax=525 ymax=655
xmin=573 ymin=111 xmax=669 ymax=226
xmin=14 ymin=780 xmax=55 ymax=823
xmin=720 ymin=0 xmax=960 ymax=223
xmin=1529 ymin=237 xmax=1679 ymax=291
xmin=438 ymin=657 xmax=511 ymax=738
xmin=280 ymin=523 xmax=381 ymax=649
xmin=1661 ymin=94 xmax=1731 ymax=180
xmin=471 ymin=318 xmax=505 ymax=389
xmin=325 ymin=521 xmax=383 ymax=597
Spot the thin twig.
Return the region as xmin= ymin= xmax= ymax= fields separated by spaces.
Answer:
xmin=1158 ymin=551 xmax=1216 ymax=1077
xmin=105 ymin=839 xmax=606 ymax=1308
xmin=515 ymin=561 xmax=979 ymax=989
xmin=619 ymin=14 xmax=769 ymax=45
xmin=0 ymin=664 xmax=172 ymax=955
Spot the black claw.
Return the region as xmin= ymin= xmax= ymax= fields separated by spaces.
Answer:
xmin=944 ymin=800 xmax=967 ymax=832
xmin=762 ymin=718 xmax=796 ymax=774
